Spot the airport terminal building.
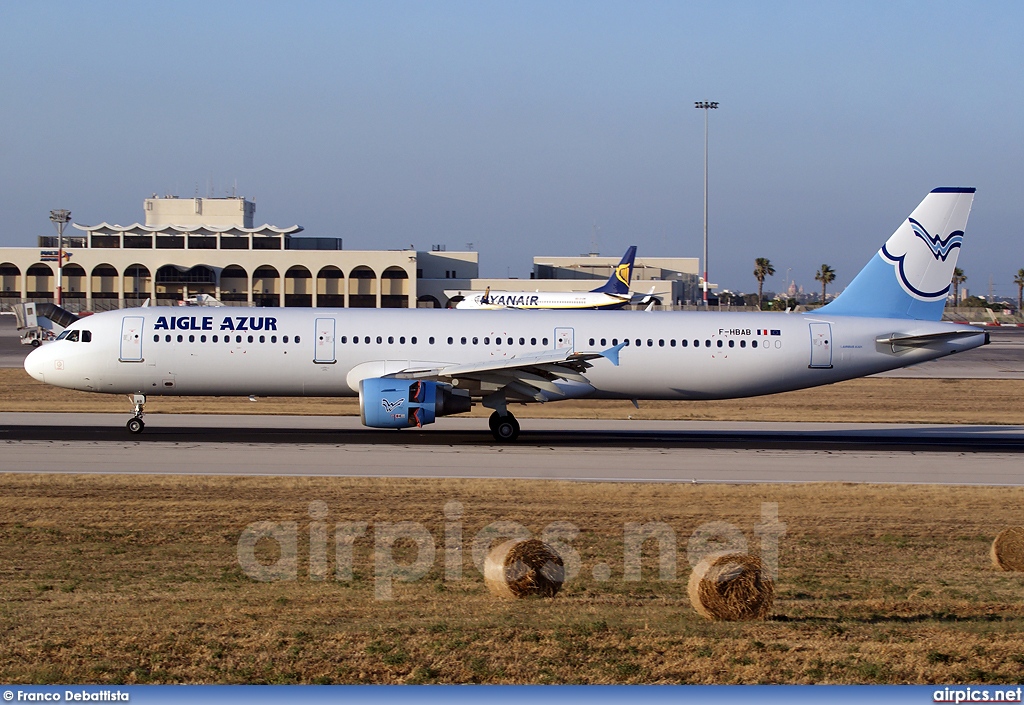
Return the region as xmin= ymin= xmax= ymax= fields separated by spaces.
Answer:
xmin=0 ymin=196 xmax=478 ymax=311
xmin=0 ymin=196 xmax=701 ymax=311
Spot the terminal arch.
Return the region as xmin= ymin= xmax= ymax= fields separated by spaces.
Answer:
xmin=62 ymin=263 xmax=87 ymax=301
xmin=0 ymin=262 xmax=21 ymax=300
xmin=26 ymin=263 xmax=54 ymax=300
xmin=316 ymin=266 xmax=344 ymax=307
xmin=91 ymin=264 xmax=119 ymax=302
xmin=252 ymin=265 xmax=281 ymax=307
xmin=285 ymin=265 xmax=312 ymax=307
xmin=123 ymin=264 xmax=152 ymax=304
xmin=220 ymin=265 xmax=248 ymax=303
xmin=348 ymin=266 xmax=377 ymax=308
xmin=381 ymin=266 xmax=410 ymax=308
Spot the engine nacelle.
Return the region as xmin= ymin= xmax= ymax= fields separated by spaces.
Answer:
xmin=359 ymin=378 xmax=472 ymax=429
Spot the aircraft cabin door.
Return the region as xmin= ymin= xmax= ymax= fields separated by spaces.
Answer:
xmin=554 ymin=327 xmax=574 ymax=352
xmin=119 ymin=316 xmax=144 ymax=362
xmin=808 ymin=322 xmax=833 ymax=369
xmin=314 ymin=318 xmax=336 ymax=364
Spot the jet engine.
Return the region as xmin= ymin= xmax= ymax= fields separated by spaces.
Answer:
xmin=359 ymin=378 xmax=472 ymax=429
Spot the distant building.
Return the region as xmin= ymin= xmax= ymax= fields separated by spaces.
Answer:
xmin=0 ymin=196 xmax=476 ymax=310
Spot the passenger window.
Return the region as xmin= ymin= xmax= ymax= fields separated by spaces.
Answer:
xmin=189 ymin=335 xmax=195 ymax=343
xmin=66 ymin=330 xmax=80 ymax=342
xmin=612 ymin=338 xmax=618 ymax=346
xmin=364 ymin=336 xmax=370 ymax=344
xmin=601 ymin=338 xmax=607 ymax=346
xmin=165 ymin=335 xmax=172 ymax=343
xmin=542 ymin=338 xmax=548 ymax=345
xmin=236 ymin=335 xmax=242 ymax=343
xmin=670 ymin=339 xmax=676 ymax=347
xmin=247 ymin=335 xmax=254 ymax=343
xmin=353 ymin=336 xmax=359 ymax=344
xmin=648 ymin=339 xmax=654 ymax=347
xmin=447 ymin=337 xmax=453 ymax=344
xmin=681 ymin=339 xmax=688 ymax=347
xmin=376 ymin=336 xmax=382 ymax=344
xmin=271 ymin=335 xmax=277 ymax=343
xmin=283 ymin=336 xmax=289 ymax=343
xmin=623 ymin=339 xmax=629 ymax=346
xmin=399 ymin=337 xmax=405 ymax=344
xmin=659 ymin=340 xmax=665 ymax=347
xmin=728 ymin=340 xmax=735 ymax=348
xmin=388 ymin=336 xmax=394 ymax=344
xmin=412 ymin=336 xmax=418 ymax=344
xmin=740 ymin=340 xmax=746 ymax=348
xmin=200 ymin=335 xmax=207 ymax=343
xmin=153 ymin=334 xmax=159 ymax=343
xmin=341 ymin=336 xmax=347 ymax=344
xmin=635 ymin=339 xmax=640 ymax=347
xmin=461 ymin=337 xmax=467 ymax=345
xmin=531 ymin=338 xmax=537 ymax=345
xmin=704 ymin=340 xmax=711 ymax=347
xmin=177 ymin=335 xmax=183 ymax=343
xmin=484 ymin=337 xmax=490 ymax=345
xmin=213 ymin=335 xmax=219 ymax=343
xmin=82 ymin=330 xmax=92 ymax=343
xmin=752 ymin=340 xmax=758 ymax=348
xmin=295 ymin=336 xmax=301 ymax=344
xmin=693 ymin=340 xmax=699 ymax=347
xmin=260 ymin=335 xmax=265 ymax=343
xmin=588 ymin=338 xmax=595 ymax=346
xmin=519 ymin=337 xmax=525 ymax=345
xmin=716 ymin=340 xmax=723 ymax=348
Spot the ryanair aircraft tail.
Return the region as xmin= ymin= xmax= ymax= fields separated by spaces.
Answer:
xmin=817 ymin=188 xmax=975 ymax=321
xmin=590 ymin=246 xmax=637 ymax=296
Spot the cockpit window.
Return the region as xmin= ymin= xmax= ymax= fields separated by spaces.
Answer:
xmin=56 ymin=330 xmax=70 ymax=341
xmin=66 ymin=330 xmax=80 ymax=342
xmin=82 ymin=330 xmax=92 ymax=343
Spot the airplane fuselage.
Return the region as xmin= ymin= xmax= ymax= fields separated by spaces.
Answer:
xmin=25 ymin=306 xmax=986 ymax=401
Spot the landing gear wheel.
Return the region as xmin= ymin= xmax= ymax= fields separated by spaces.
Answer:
xmin=126 ymin=417 xmax=145 ymax=434
xmin=491 ymin=413 xmax=520 ymax=442
xmin=488 ymin=411 xmax=502 ymax=433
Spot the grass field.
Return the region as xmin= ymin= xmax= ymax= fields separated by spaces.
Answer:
xmin=3 ymin=368 xmax=1024 ymax=424
xmin=2 ymin=474 xmax=1024 ymax=684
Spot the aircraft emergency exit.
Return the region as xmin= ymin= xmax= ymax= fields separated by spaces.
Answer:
xmin=25 ymin=188 xmax=987 ymax=441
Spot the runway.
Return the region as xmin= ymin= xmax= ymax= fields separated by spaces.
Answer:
xmin=2 ymin=414 xmax=1022 ymax=485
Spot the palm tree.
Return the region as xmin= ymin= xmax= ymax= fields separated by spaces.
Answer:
xmin=1014 ymin=268 xmax=1024 ymax=316
xmin=753 ymin=258 xmax=775 ymax=309
xmin=951 ymin=267 xmax=967 ymax=306
xmin=814 ymin=264 xmax=836 ymax=304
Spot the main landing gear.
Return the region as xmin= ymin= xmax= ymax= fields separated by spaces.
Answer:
xmin=126 ymin=394 xmax=146 ymax=434
xmin=488 ymin=411 xmax=520 ymax=442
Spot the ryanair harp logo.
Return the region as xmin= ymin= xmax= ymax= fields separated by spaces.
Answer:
xmin=615 ymin=263 xmax=632 ymax=286
xmin=381 ymin=398 xmax=405 ymax=414
xmin=909 ymin=218 xmax=963 ymax=261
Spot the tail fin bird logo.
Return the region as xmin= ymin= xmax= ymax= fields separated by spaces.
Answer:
xmin=909 ymin=218 xmax=963 ymax=261
xmin=381 ymin=397 xmax=405 ymax=414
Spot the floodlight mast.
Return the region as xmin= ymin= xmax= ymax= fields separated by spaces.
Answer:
xmin=694 ymin=101 xmax=718 ymax=306
xmin=50 ymin=209 xmax=72 ymax=306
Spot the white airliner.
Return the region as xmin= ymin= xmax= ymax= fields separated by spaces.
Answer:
xmin=25 ymin=188 xmax=986 ymax=441
xmin=453 ymin=246 xmax=644 ymax=310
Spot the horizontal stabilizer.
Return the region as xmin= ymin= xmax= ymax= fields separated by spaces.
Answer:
xmin=876 ymin=329 xmax=987 ymax=348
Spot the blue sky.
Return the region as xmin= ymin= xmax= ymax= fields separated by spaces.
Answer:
xmin=2 ymin=1 xmax=1021 ymax=296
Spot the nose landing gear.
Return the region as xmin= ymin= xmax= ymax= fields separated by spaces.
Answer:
xmin=126 ymin=394 xmax=146 ymax=434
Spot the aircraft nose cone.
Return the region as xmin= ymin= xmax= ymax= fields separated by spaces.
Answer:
xmin=24 ymin=345 xmax=47 ymax=383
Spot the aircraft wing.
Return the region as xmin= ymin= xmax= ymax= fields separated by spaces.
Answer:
xmin=389 ymin=344 xmax=626 ymax=401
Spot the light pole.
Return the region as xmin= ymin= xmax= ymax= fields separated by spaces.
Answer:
xmin=694 ymin=101 xmax=718 ymax=306
xmin=50 ymin=209 xmax=72 ymax=306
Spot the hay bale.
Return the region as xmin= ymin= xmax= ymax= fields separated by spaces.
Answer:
xmin=991 ymin=527 xmax=1024 ymax=572
xmin=687 ymin=551 xmax=774 ymax=621
xmin=483 ymin=538 xmax=564 ymax=598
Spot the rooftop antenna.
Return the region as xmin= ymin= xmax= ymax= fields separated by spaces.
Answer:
xmin=590 ymin=222 xmax=600 ymax=256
